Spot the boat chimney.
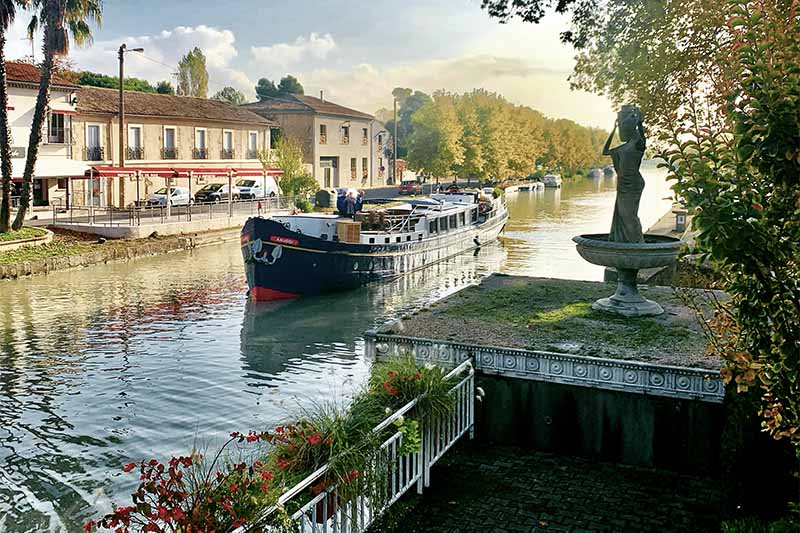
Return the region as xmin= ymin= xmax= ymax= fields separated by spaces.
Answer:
xmin=320 ymin=90 xmax=324 ymax=102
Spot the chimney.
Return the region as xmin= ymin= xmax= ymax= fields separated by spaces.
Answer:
xmin=320 ymin=90 xmax=324 ymax=102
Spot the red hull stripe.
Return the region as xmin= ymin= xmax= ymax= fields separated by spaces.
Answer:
xmin=251 ymin=286 xmax=300 ymax=301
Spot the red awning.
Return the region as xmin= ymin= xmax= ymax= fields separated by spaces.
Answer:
xmin=83 ymin=166 xmax=283 ymax=179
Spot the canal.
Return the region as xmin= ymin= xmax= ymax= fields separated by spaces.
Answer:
xmin=0 ymin=163 xmax=671 ymax=532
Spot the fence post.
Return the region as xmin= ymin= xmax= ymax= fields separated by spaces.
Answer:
xmin=227 ymin=169 xmax=233 ymax=218
xmin=188 ymin=171 xmax=193 ymax=222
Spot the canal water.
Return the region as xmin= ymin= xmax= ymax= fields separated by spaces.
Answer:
xmin=0 ymin=162 xmax=671 ymax=532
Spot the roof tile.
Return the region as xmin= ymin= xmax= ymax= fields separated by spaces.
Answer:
xmin=5 ymin=61 xmax=77 ymax=88
xmin=244 ymin=94 xmax=373 ymax=120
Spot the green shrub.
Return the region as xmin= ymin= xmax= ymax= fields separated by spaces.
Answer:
xmin=294 ymin=197 xmax=313 ymax=213
xmin=492 ymin=187 xmax=504 ymax=199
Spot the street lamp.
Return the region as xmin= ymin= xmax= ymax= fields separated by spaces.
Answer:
xmin=118 ymin=44 xmax=144 ymax=169
xmin=392 ymin=98 xmax=398 ymax=185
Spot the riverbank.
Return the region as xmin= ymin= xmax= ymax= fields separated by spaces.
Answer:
xmin=0 ymin=226 xmax=242 ymax=280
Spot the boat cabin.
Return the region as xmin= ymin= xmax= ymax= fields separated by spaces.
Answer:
xmin=271 ymin=190 xmax=502 ymax=246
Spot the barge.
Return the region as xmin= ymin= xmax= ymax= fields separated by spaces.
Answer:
xmin=241 ymin=191 xmax=508 ymax=300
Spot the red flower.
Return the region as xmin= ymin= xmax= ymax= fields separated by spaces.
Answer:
xmin=324 ymin=437 xmax=333 ymax=446
xmin=387 ymin=371 xmax=396 ymax=378
xmin=414 ymin=372 xmax=422 ymax=380
xmin=259 ymin=470 xmax=274 ymax=481
xmin=82 ymin=521 xmax=95 ymax=532
xmin=260 ymin=482 xmax=270 ymax=491
xmin=753 ymin=202 xmax=764 ymax=212
xmin=122 ymin=462 xmax=137 ymax=473
xmin=307 ymin=433 xmax=322 ymax=445
xmin=230 ymin=484 xmax=238 ymax=493
xmin=157 ymin=506 xmax=169 ymax=520
xmin=276 ymin=458 xmax=290 ymax=469
xmin=230 ymin=431 xmax=241 ymax=438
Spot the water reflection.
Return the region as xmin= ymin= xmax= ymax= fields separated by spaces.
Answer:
xmin=0 ymin=163 xmax=671 ymax=531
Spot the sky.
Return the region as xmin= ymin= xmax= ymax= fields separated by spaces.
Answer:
xmin=4 ymin=0 xmax=615 ymax=128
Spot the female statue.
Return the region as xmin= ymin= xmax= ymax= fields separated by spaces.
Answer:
xmin=603 ymin=106 xmax=646 ymax=243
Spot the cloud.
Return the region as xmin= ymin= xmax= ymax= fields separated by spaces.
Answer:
xmin=66 ymin=25 xmax=255 ymax=97
xmin=298 ymin=55 xmax=614 ymax=128
xmin=250 ymin=33 xmax=336 ymax=76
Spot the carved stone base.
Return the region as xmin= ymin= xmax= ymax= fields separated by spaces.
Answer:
xmin=593 ymin=267 xmax=665 ymax=317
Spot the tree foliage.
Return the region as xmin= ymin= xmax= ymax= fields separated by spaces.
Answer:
xmin=177 ymin=47 xmax=208 ymax=98
xmin=260 ymin=135 xmax=318 ymax=198
xmin=405 ymin=88 xmax=606 ymax=181
xmin=76 ymin=70 xmax=157 ymax=92
xmin=255 ymin=75 xmax=304 ymax=101
xmin=156 ymin=80 xmax=175 ymax=95
xmin=211 ymin=86 xmax=246 ymax=105
xmin=385 ymin=88 xmax=432 ymax=159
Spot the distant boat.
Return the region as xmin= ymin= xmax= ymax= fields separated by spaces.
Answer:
xmin=603 ymin=165 xmax=616 ymax=178
xmin=588 ymin=168 xmax=603 ymax=179
xmin=542 ymin=174 xmax=562 ymax=188
xmin=519 ymin=184 xmax=531 ymax=192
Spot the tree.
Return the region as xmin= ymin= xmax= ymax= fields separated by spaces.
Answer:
xmin=77 ymin=70 xmax=157 ymax=92
xmin=12 ymin=0 xmax=102 ymax=229
xmin=255 ymin=77 xmax=278 ymax=101
xmin=259 ymin=135 xmax=317 ymax=198
xmin=177 ymin=47 xmax=208 ymax=98
xmin=212 ymin=86 xmax=246 ymax=105
xmin=0 ymin=0 xmax=23 ymax=232
xmin=277 ymin=75 xmax=303 ymax=95
xmin=156 ymin=80 xmax=175 ymax=95
xmin=407 ymin=91 xmax=464 ymax=179
xmin=385 ymin=88 xmax=432 ymax=158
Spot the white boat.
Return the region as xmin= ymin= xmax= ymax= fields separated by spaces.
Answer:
xmin=542 ymin=174 xmax=562 ymax=188
xmin=518 ymin=184 xmax=531 ymax=192
xmin=588 ymin=168 xmax=603 ymax=179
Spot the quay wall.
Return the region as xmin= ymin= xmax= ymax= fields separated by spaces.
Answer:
xmin=0 ymin=227 xmax=242 ymax=281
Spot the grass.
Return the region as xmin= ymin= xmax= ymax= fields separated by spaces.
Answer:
xmin=399 ymin=275 xmax=715 ymax=367
xmin=0 ymin=226 xmax=47 ymax=242
xmin=0 ymin=228 xmax=135 ymax=267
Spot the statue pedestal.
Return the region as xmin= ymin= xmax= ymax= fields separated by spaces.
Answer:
xmin=592 ymin=268 xmax=664 ymax=317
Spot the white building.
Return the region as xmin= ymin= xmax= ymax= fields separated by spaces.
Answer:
xmin=6 ymin=61 xmax=88 ymax=209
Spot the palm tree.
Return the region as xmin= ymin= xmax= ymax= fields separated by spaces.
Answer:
xmin=11 ymin=0 xmax=101 ymax=229
xmin=0 ymin=0 xmax=27 ymax=233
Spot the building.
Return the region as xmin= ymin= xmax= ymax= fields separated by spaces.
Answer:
xmin=71 ymin=86 xmax=279 ymax=208
xmin=5 ymin=61 xmax=89 ymax=208
xmin=243 ymin=93 xmax=389 ymax=189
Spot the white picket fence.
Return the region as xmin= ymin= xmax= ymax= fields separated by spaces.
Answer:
xmin=240 ymin=359 xmax=475 ymax=533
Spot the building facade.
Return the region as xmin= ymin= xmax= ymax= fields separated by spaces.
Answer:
xmin=71 ymin=86 xmax=277 ymax=208
xmin=243 ymin=94 xmax=389 ymax=189
xmin=5 ymin=62 xmax=89 ymax=208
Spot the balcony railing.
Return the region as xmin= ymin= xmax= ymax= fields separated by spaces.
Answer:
xmin=320 ymin=133 xmax=327 ymax=144
xmin=246 ymin=148 xmax=259 ymax=160
xmin=48 ymin=132 xmax=66 ymax=144
xmin=85 ymin=146 xmax=105 ymax=161
xmin=341 ymin=136 xmax=350 ymax=145
xmin=162 ymin=147 xmax=179 ymax=160
xmin=192 ymin=148 xmax=208 ymax=160
xmin=221 ymin=148 xmax=235 ymax=160
xmin=127 ymin=147 xmax=144 ymax=160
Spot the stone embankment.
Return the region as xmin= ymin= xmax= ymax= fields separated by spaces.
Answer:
xmin=0 ymin=227 xmax=241 ymax=281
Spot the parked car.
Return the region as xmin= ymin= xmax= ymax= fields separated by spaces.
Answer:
xmin=398 ymin=180 xmax=422 ymax=195
xmin=147 ymin=187 xmax=191 ymax=207
xmin=194 ymin=183 xmax=240 ymax=203
xmin=236 ymin=177 xmax=280 ymax=199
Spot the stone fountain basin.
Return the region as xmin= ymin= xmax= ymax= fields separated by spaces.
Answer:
xmin=572 ymin=234 xmax=683 ymax=271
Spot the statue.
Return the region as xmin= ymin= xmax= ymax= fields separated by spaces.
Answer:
xmin=573 ymin=105 xmax=682 ymax=317
xmin=603 ymin=105 xmax=646 ymax=244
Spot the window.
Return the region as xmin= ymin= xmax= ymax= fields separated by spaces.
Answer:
xmin=362 ymin=128 xmax=368 ymax=145
xmin=362 ymin=157 xmax=368 ymax=180
xmin=459 ymin=212 xmax=466 ymax=226
xmin=194 ymin=128 xmax=208 ymax=159
xmin=48 ymin=113 xmax=66 ymax=144
xmin=127 ymin=125 xmax=143 ymax=160
xmin=248 ymin=131 xmax=259 ymax=158
xmin=471 ymin=208 xmax=478 ymax=222
xmin=320 ymin=124 xmax=327 ymax=144
xmin=449 ymin=214 xmax=457 ymax=228
xmin=57 ymin=178 xmax=68 ymax=190
xmin=441 ymin=217 xmax=448 ymax=231
xmin=341 ymin=125 xmax=350 ymax=145
xmin=163 ymin=126 xmax=177 ymax=159
xmin=429 ymin=218 xmax=438 ymax=233
xmin=86 ymin=124 xmax=103 ymax=161
xmin=350 ymin=158 xmax=357 ymax=180
xmin=222 ymin=130 xmax=234 ymax=159
xmin=377 ymin=133 xmax=383 ymax=149
xmin=378 ymin=157 xmax=384 ymax=177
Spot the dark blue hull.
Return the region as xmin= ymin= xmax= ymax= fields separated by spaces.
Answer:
xmin=241 ymin=213 xmax=507 ymax=300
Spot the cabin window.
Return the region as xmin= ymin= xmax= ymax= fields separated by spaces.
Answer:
xmin=429 ymin=218 xmax=438 ymax=233
xmin=449 ymin=214 xmax=457 ymax=228
xmin=418 ymin=234 xmax=423 ymax=240
xmin=459 ymin=212 xmax=466 ymax=226
xmin=471 ymin=208 xmax=478 ymax=222
xmin=385 ymin=237 xmax=390 ymax=243
xmin=369 ymin=237 xmax=375 ymax=244
xmin=406 ymin=235 xmax=411 ymax=241
xmin=321 ymin=233 xmax=328 ymax=240
xmin=396 ymin=236 xmax=401 ymax=243
xmin=441 ymin=217 xmax=448 ymax=231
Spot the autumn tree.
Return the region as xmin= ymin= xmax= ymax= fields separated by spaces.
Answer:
xmin=407 ymin=91 xmax=464 ymax=179
xmin=177 ymin=47 xmax=208 ymax=98
xmin=212 ymin=86 xmax=246 ymax=105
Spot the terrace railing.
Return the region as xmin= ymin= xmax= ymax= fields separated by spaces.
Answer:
xmin=240 ymin=359 xmax=475 ymax=533
xmin=52 ymin=196 xmax=293 ymax=227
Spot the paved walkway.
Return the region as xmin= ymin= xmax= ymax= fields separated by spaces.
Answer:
xmin=391 ymin=442 xmax=722 ymax=533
